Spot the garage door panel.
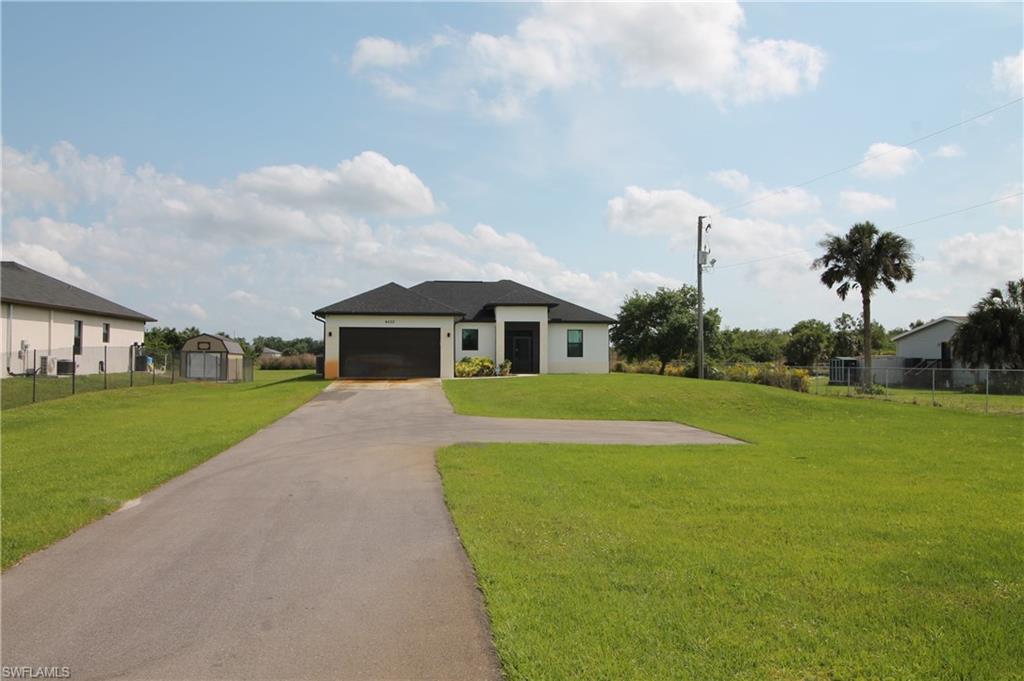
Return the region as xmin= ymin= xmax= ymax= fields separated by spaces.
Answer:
xmin=339 ymin=328 xmax=440 ymax=378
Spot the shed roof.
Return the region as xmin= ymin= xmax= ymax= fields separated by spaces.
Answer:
xmin=184 ymin=333 xmax=245 ymax=355
xmin=0 ymin=260 xmax=156 ymax=322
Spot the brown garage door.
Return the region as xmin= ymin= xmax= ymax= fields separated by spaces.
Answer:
xmin=338 ymin=327 xmax=441 ymax=378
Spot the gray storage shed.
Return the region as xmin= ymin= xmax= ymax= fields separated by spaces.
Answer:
xmin=180 ymin=334 xmax=246 ymax=381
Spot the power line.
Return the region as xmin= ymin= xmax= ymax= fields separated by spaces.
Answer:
xmin=713 ymin=97 xmax=1023 ymax=217
xmin=715 ymin=191 xmax=1024 ymax=271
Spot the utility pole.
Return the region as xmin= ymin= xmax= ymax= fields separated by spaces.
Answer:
xmin=696 ymin=216 xmax=715 ymax=380
xmin=697 ymin=216 xmax=705 ymax=380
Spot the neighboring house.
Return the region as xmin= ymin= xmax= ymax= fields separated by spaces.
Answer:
xmin=260 ymin=347 xmax=283 ymax=358
xmin=866 ymin=316 xmax=976 ymax=387
xmin=313 ymin=280 xmax=615 ymax=379
xmin=891 ymin=316 xmax=967 ymax=365
xmin=0 ymin=261 xmax=155 ymax=378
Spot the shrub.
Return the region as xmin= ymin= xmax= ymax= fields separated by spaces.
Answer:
xmin=456 ymin=356 xmax=496 ymax=377
xmin=498 ymin=359 xmax=512 ymax=376
xmin=259 ymin=353 xmax=316 ymax=370
xmin=722 ymin=362 xmax=809 ymax=393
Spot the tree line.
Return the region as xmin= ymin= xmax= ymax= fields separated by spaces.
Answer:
xmin=144 ymin=327 xmax=324 ymax=358
xmin=613 ymin=221 xmax=1022 ymax=380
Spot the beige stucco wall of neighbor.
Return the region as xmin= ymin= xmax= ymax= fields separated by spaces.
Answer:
xmin=548 ymin=323 xmax=610 ymax=374
xmin=454 ymin=322 xmax=497 ymax=363
xmin=323 ymin=314 xmax=457 ymax=379
xmin=495 ymin=305 xmax=549 ymax=374
xmin=895 ymin=320 xmax=960 ymax=359
xmin=1 ymin=303 xmax=145 ymax=377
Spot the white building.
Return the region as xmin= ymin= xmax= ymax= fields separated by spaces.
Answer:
xmin=1 ymin=261 xmax=155 ymax=378
xmin=313 ymin=280 xmax=613 ymax=379
xmin=868 ymin=316 xmax=976 ymax=387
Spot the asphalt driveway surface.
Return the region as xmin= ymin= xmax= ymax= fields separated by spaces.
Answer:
xmin=2 ymin=380 xmax=738 ymax=681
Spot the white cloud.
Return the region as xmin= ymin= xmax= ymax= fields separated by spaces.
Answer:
xmin=854 ymin=142 xmax=920 ymax=179
xmin=352 ymin=37 xmax=425 ymax=72
xmin=1 ymin=140 xmax=692 ymax=334
xmin=839 ymin=190 xmax=896 ymax=213
xmin=709 ymin=169 xmax=750 ymax=193
xmin=931 ymin=144 xmax=964 ymax=159
xmin=2 ymin=145 xmax=69 ymax=211
xmin=605 ymin=184 xmax=807 ymax=288
xmin=170 ymin=302 xmax=208 ymax=320
xmin=352 ymin=1 xmax=826 ymax=119
xmin=992 ymin=50 xmax=1023 ymax=97
xmin=236 ymin=151 xmax=437 ymax=217
xmin=708 ymin=169 xmax=820 ymax=218
xmin=935 ymin=227 xmax=1023 ymax=281
xmin=2 ymin=241 xmax=102 ymax=291
xmin=743 ymin=186 xmax=821 ymax=219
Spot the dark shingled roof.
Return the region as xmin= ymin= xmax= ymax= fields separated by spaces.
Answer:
xmin=313 ymin=282 xmax=463 ymax=316
xmin=411 ymin=280 xmax=615 ymax=323
xmin=1 ymin=260 xmax=156 ymax=322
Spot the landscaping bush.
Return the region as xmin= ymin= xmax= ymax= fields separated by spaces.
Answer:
xmin=456 ymin=356 xmax=496 ymax=377
xmin=498 ymin=359 xmax=512 ymax=376
xmin=259 ymin=353 xmax=316 ymax=370
xmin=723 ymin=362 xmax=809 ymax=393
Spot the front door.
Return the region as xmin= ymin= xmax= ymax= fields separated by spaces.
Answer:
xmin=511 ymin=336 xmax=533 ymax=374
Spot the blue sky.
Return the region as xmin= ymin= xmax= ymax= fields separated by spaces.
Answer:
xmin=3 ymin=2 xmax=1021 ymax=338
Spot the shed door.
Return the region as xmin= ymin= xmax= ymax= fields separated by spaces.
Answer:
xmin=186 ymin=352 xmax=222 ymax=379
xmin=338 ymin=328 xmax=440 ymax=378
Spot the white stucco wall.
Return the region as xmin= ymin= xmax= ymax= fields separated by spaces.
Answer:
xmin=454 ymin=322 xmax=497 ymax=362
xmin=895 ymin=320 xmax=960 ymax=359
xmin=495 ymin=305 xmax=549 ymax=374
xmin=323 ymin=314 xmax=457 ymax=379
xmin=1 ymin=303 xmax=146 ymax=377
xmin=548 ymin=323 xmax=610 ymax=374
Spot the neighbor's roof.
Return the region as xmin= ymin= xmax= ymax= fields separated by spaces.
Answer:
xmin=0 ymin=260 xmax=156 ymax=322
xmin=411 ymin=280 xmax=615 ymax=324
xmin=260 ymin=347 xmax=282 ymax=356
xmin=891 ymin=316 xmax=967 ymax=342
xmin=314 ymin=280 xmax=615 ymax=324
xmin=313 ymin=282 xmax=463 ymax=316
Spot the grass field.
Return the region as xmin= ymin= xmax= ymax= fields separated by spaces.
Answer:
xmin=1 ymin=369 xmax=326 ymax=569
xmin=440 ymin=374 xmax=1023 ymax=680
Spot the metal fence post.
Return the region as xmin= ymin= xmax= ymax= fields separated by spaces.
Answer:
xmin=986 ymin=369 xmax=990 ymax=414
xmin=129 ymin=347 xmax=134 ymax=387
xmin=931 ymin=368 xmax=936 ymax=406
xmin=72 ymin=354 xmax=77 ymax=395
xmin=152 ymin=354 xmax=156 ymax=385
xmin=884 ymin=368 xmax=889 ymax=400
xmin=846 ymin=370 xmax=851 ymax=397
xmin=32 ymin=350 xmax=37 ymax=403
xmin=171 ymin=352 xmax=175 ymax=384
xmin=104 ymin=345 xmax=108 ymax=390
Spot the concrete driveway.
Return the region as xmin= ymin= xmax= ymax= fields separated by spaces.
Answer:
xmin=1 ymin=380 xmax=738 ymax=681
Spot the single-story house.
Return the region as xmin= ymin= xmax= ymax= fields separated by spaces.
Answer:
xmin=180 ymin=333 xmax=247 ymax=381
xmin=864 ymin=316 xmax=980 ymax=387
xmin=1 ymin=260 xmax=155 ymax=378
xmin=313 ymin=280 xmax=615 ymax=379
xmin=260 ymin=347 xmax=283 ymax=358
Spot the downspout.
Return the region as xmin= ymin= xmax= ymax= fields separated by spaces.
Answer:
xmin=314 ymin=313 xmax=325 ymax=376
xmin=6 ymin=303 xmax=13 ymax=373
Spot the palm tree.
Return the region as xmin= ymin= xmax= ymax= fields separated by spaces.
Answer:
xmin=952 ymin=280 xmax=1024 ymax=369
xmin=813 ymin=222 xmax=915 ymax=388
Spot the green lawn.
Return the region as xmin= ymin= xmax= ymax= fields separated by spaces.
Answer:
xmin=439 ymin=374 xmax=1024 ymax=681
xmin=1 ymin=370 xmax=178 ymax=410
xmin=1 ymin=369 xmax=327 ymax=569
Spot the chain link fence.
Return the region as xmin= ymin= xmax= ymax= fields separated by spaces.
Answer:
xmin=802 ymin=364 xmax=1023 ymax=415
xmin=1 ymin=346 xmax=254 ymax=410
